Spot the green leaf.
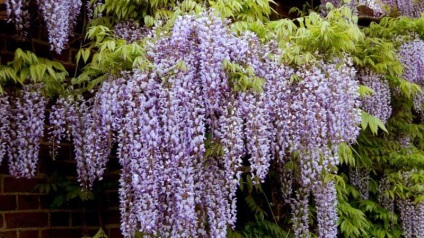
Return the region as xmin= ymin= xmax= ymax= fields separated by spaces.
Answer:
xmin=82 ymin=48 xmax=91 ymax=63
xmin=338 ymin=142 xmax=355 ymax=166
xmin=92 ymin=228 xmax=108 ymax=238
xmin=358 ymin=85 xmax=375 ymax=98
xmin=361 ymin=110 xmax=388 ymax=135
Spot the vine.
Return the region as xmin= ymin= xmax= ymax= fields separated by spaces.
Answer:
xmin=2 ymin=0 xmax=424 ymax=238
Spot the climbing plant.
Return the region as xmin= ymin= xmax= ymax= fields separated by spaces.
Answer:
xmin=2 ymin=0 xmax=424 ymax=237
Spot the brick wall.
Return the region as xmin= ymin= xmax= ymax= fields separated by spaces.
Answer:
xmin=0 ymin=144 xmax=122 ymax=238
xmin=0 ymin=2 xmax=123 ymax=237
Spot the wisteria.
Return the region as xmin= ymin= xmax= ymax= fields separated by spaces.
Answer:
xmin=1 ymin=10 xmax=367 ymax=238
xmin=7 ymin=85 xmax=47 ymax=178
xmin=36 ymin=0 xmax=82 ymax=53
xmin=86 ymin=0 xmax=102 ymax=20
xmin=291 ymin=187 xmax=310 ymax=238
xmin=5 ymin=0 xmax=30 ymax=39
xmin=49 ymin=97 xmax=71 ymax=158
xmin=378 ymin=177 xmax=394 ymax=212
xmin=397 ymin=38 xmax=424 ymax=85
xmin=358 ymin=69 xmax=392 ymax=123
xmin=0 ymin=14 xmax=363 ymax=238
xmin=413 ymin=202 xmax=424 ymax=237
xmin=380 ymin=0 xmax=424 ymax=17
xmin=313 ymin=181 xmax=338 ymax=238
xmin=49 ymin=94 xmax=114 ymax=190
xmin=0 ymin=93 xmax=10 ymax=164
xmin=284 ymin=59 xmax=361 ymax=236
xmin=397 ymin=38 xmax=424 ymax=113
xmin=397 ymin=171 xmax=424 ymax=238
xmin=320 ymin=0 xmax=357 ymax=15
xmin=398 ymin=198 xmax=416 ymax=238
xmin=349 ymin=167 xmax=370 ymax=199
xmin=215 ymin=100 xmax=244 ymax=228
xmin=114 ymin=20 xmax=146 ymax=44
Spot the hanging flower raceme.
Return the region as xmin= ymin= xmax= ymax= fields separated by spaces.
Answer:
xmin=290 ymin=60 xmax=360 ymax=175
xmin=381 ymin=0 xmax=424 ymax=17
xmin=286 ymin=59 xmax=360 ymax=236
xmin=114 ymin=20 xmax=146 ymax=44
xmin=110 ymin=12 xmax=280 ymax=237
xmin=49 ymin=97 xmax=71 ymax=158
xmin=397 ymin=38 xmax=424 ymax=112
xmin=398 ymin=38 xmax=424 ymax=85
xmin=0 ymin=93 xmax=10 ymax=164
xmin=5 ymin=0 xmax=30 ymax=39
xmin=349 ymin=167 xmax=370 ymax=199
xmin=7 ymin=84 xmax=47 ymax=178
xmin=51 ymin=96 xmax=108 ymax=190
xmin=358 ymin=69 xmax=392 ymax=123
xmin=291 ymin=187 xmax=310 ymax=238
xmin=65 ymin=96 xmax=97 ymax=189
xmin=314 ymin=181 xmax=338 ymax=238
xmin=36 ymin=0 xmax=82 ymax=54
xmin=41 ymin=11 xmax=363 ymax=238
xmin=378 ymin=177 xmax=394 ymax=212
xmin=215 ymin=100 xmax=244 ymax=228
xmin=320 ymin=0 xmax=357 ymax=16
xmin=399 ymin=198 xmax=416 ymax=238
xmin=397 ymin=171 xmax=424 ymax=238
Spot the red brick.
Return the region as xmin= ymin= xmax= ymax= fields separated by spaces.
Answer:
xmin=50 ymin=212 xmax=70 ymax=227
xmin=17 ymin=195 xmax=40 ymax=210
xmin=63 ymin=63 xmax=76 ymax=73
xmin=53 ymin=49 xmax=71 ymax=62
xmin=36 ymin=27 xmax=50 ymax=44
xmin=71 ymin=211 xmax=83 ymax=226
xmin=5 ymin=212 xmax=48 ymax=228
xmin=0 ymin=20 xmax=15 ymax=35
xmin=103 ymin=209 xmax=120 ymax=225
xmin=104 ymin=191 xmax=120 ymax=208
xmin=0 ymin=195 xmax=17 ymax=211
xmin=43 ymin=228 xmax=83 ymax=238
xmin=0 ymin=213 xmax=4 ymax=228
xmin=51 ymin=160 xmax=78 ymax=177
xmin=84 ymin=211 xmax=100 ymax=226
xmin=108 ymin=228 xmax=123 ymax=237
xmin=29 ymin=26 xmax=41 ymax=40
xmin=0 ymin=53 xmax=14 ymax=65
xmin=39 ymin=195 xmax=56 ymax=210
xmin=0 ymin=158 xmax=10 ymax=174
xmin=18 ymin=230 xmax=39 ymax=238
xmin=0 ymin=35 xmax=6 ymax=52
xmin=32 ymin=41 xmax=51 ymax=59
xmin=3 ymin=177 xmax=46 ymax=193
xmin=0 ymin=231 xmax=17 ymax=238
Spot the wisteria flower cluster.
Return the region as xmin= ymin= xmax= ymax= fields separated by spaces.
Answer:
xmin=380 ymin=0 xmax=424 ymax=17
xmin=349 ymin=167 xmax=370 ymax=199
xmin=36 ymin=0 xmax=82 ymax=54
xmin=0 ymin=93 xmax=10 ymax=164
xmin=397 ymin=38 xmax=424 ymax=114
xmin=286 ymin=59 xmax=361 ymax=237
xmin=44 ymin=12 xmax=364 ymax=237
xmin=320 ymin=0 xmax=357 ymax=15
xmin=6 ymin=0 xmax=83 ymax=51
xmin=5 ymin=0 xmax=30 ymax=39
xmin=0 ymin=84 xmax=47 ymax=178
xmin=378 ymin=177 xmax=394 ymax=212
xmin=397 ymin=171 xmax=424 ymax=238
xmin=114 ymin=20 xmax=146 ymax=44
xmin=358 ymin=68 xmax=392 ymax=123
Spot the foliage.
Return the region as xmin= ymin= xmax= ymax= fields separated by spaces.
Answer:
xmin=33 ymin=172 xmax=95 ymax=209
xmin=2 ymin=0 xmax=424 ymax=238
xmin=0 ymin=49 xmax=67 ymax=96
